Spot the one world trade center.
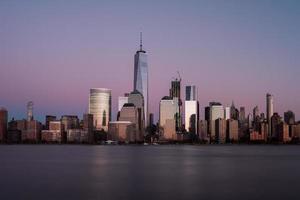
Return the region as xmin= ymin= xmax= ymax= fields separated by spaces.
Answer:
xmin=133 ymin=33 xmax=148 ymax=127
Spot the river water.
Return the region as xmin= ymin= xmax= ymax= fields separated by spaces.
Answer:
xmin=0 ymin=145 xmax=299 ymax=200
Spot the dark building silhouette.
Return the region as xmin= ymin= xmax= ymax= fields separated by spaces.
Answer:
xmin=0 ymin=108 xmax=8 ymax=142
xmin=284 ymin=110 xmax=295 ymax=125
xmin=45 ymin=115 xmax=56 ymax=130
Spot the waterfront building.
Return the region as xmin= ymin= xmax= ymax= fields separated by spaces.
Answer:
xmin=227 ymin=119 xmax=238 ymax=142
xmin=271 ymin=113 xmax=281 ymax=140
xmin=61 ymin=115 xmax=79 ymax=131
xmin=199 ymin=120 xmax=208 ymax=141
xmin=278 ymin=122 xmax=291 ymax=143
xmin=215 ymin=118 xmax=226 ymax=144
xmin=159 ymin=97 xmax=179 ymax=140
xmin=89 ymin=88 xmax=111 ymax=131
xmin=0 ymin=107 xmax=8 ymax=142
xmin=118 ymin=103 xmax=143 ymax=141
xmin=45 ymin=115 xmax=56 ymax=130
xmin=41 ymin=121 xmax=64 ymax=143
xmin=108 ymin=121 xmax=136 ymax=142
xmin=23 ymin=120 xmax=42 ymax=142
xmin=67 ymin=129 xmax=88 ymax=143
xmin=209 ymin=102 xmax=224 ymax=141
xmin=128 ymin=90 xmax=145 ymax=135
xmin=83 ymin=113 xmax=94 ymax=143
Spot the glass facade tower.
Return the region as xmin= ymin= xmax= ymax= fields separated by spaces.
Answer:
xmin=133 ymin=33 xmax=148 ymax=127
xmin=89 ymin=88 xmax=111 ymax=131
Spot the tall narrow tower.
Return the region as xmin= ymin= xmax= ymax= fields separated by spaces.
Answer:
xmin=27 ymin=101 xmax=34 ymax=121
xmin=133 ymin=32 xmax=148 ymax=127
xmin=266 ymin=93 xmax=273 ymax=137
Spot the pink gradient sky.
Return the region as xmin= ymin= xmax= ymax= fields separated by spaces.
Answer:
xmin=1 ymin=0 xmax=300 ymax=122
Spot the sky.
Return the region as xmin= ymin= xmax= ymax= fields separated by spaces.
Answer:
xmin=1 ymin=0 xmax=300 ymax=122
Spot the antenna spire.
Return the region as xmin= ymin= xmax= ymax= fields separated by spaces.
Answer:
xmin=140 ymin=32 xmax=143 ymax=51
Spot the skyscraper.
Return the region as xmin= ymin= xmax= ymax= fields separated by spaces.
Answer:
xmin=185 ymin=85 xmax=198 ymax=134
xmin=128 ymin=90 xmax=145 ymax=133
xmin=239 ymin=107 xmax=246 ymax=122
xmin=89 ymin=88 xmax=111 ymax=131
xmin=284 ymin=110 xmax=295 ymax=125
xmin=169 ymin=75 xmax=182 ymax=131
xmin=224 ymin=107 xmax=231 ymax=120
xmin=159 ymin=97 xmax=179 ymax=140
xmin=118 ymin=93 xmax=129 ymax=112
xmin=185 ymin=85 xmax=196 ymax=101
xmin=209 ymin=102 xmax=224 ymax=142
xmin=27 ymin=101 xmax=34 ymax=121
xmin=134 ymin=33 xmax=148 ymax=127
xmin=266 ymin=93 xmax=274 ymax=137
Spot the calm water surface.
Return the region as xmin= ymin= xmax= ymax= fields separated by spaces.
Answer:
xmin=0 ymin=145 xmax=299 ymax=200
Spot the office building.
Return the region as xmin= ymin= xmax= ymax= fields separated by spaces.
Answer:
xmin=199 ymin=120 xmax=208 ymax=141
xmin=184 ymin=85 xmax=199 ymax=134
xmin=239 ymin=107 xmax=246 ymax=122
xmin=209 ymin=102 xmax=224 ymax=141
xmin=134 ymin=33 xmax=148 ymax=127
xmin=45 ymin=115 xmax=56 ymax=130
xmin=159 ymin=97 xmax=179 ymax=140
xmin=224 ymin=107 xmax=231 ymax=120
xmin=108 ymin=121 xmax=136 ymax=142
xmin=41 ymin=121 xmax=64 ymax=143
xmin=128 ymin=90 xmax=145 ymax=133
xmin=0 ymin=108 xmax=8 ymax=142
xmin=118 ymin=93 xmax=129 ymax=112
xmin=284 ymin=110 xmax=295 ymax=125
xmin=61 ymin=115 xmax=79 ymax=131
xmin=277 ymin=122 xmax=291 ymax=143
xmin=118 ymin=103 xmax=143 ymax=141
xmin=215 ymin=118 xmax=226 ymax=144
xmin=186 ymin=85 xmax=196 ymax=101
xmin=266 ymin=93 xmax=274 ymax=137
xmin=227 ymin=119 xmax=238 ymax=142
xmin=89 ymin=88 xmax=111 ymax=131
xmin=271 ymin=113 xmax=281 ymax=140
xmin=230 ymin=101 xmax=239 ymax=120
xmin=83 ymin=113 xmax=94 ymax=143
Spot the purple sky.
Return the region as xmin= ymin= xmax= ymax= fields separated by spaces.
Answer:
xmin=1 ymin=0 xmax=300 ymax=122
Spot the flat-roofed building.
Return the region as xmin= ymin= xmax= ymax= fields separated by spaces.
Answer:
xmin=41 ymin=121 xmax=64 ymax=143
xmin=108 ymin=121 xmax=136 ymax=142
xmin=227 ymin=119 xmax=238 ymax=142
xmin=159 ymin=96 xmax=179 ymax=140
xmin=215 ymin=118 xmax=226 ymax=144
xmin=0 ymin=108 xmax=8 ymax=142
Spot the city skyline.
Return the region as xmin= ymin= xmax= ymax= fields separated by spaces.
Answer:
xmin=1 ymin=0 xmax=300 ymax=122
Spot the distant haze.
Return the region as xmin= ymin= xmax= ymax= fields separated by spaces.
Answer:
xmin=1 ymin=0 xmax=300 ymax=122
